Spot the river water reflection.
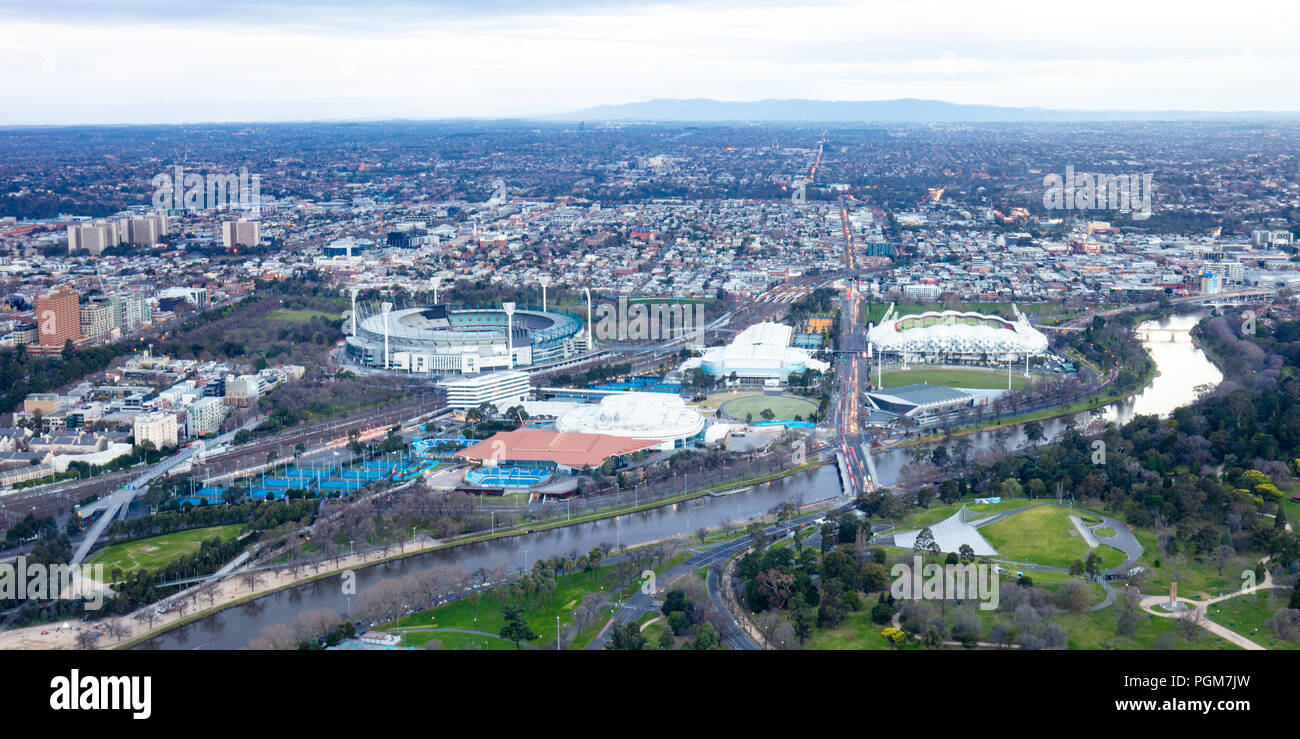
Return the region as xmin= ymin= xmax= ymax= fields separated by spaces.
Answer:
xmin=139 ymin=311 xmax=1219 ymax=649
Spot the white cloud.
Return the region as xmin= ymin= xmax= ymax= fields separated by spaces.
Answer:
xmin=1 ymin=0 xmax=1297 ymax=124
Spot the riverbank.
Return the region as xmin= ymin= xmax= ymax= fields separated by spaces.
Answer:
xmin=881 ymin=355 xmax=1156 ymax=452
xmin=1 ymin=459 xmax=833 ymax=650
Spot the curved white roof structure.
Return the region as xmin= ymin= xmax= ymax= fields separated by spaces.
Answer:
xmin=555 ymin=392 xmax=706 ymax=448
xmin=891 ymin=506 xmax=999 ymax=556
xmin=685 ymin=321 xmax=830 ymax=381
xmin=867 ymin=304 xmax=1048 ymax=359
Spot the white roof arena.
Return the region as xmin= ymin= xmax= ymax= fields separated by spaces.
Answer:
xmin=890 ymin=506 xmax=999 ymax=556
xmin=683 ymin=321 xmax=830 ymax=379
xmin=867 ymin=305 xmax=1048 ymax=359
xmin=555 ymin=392 xmax=706 ymax=447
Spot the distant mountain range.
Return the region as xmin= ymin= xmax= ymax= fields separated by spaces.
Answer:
xmin=551 ymin=98 xmax=1297 ymax=123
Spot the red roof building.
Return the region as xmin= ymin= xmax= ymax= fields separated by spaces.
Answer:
xmin=458 ymin=430 xmax=660 ymax=471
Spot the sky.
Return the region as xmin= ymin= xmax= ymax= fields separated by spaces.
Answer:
xmin=1 ymin=0 xmax=1297 ymax=125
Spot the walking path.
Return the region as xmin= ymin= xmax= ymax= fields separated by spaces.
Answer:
xmin=1069 ymin=515 xmax=1099 ymax=548
xmin=1138 ymin=566 xmax=1276 ymax=650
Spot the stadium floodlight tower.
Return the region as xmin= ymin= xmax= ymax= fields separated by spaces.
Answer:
xmin=381 ymin=301 xmax=394 ymax=369
xmin=503 ymin=302 xmax=516 ymax=368
xmin=430 ymin=275 xmax=442 ymax=304
xmin=538 ymin=276 xmax=549 ymax=311
xmin=350 ymin=287 xmax=359 ymax=336
xmin=583 ymin=287 xmax=596 ymax=350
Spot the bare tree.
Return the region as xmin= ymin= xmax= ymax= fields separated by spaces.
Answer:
xmin=133 ymin=608 xmax=158 ymax=633
xmin=102 ymin=618 xmax=131 ymax=641
xmin=1207 ymin=545 xmax=1235 ymax=577
xmin=246 ymin=622 xmax=297 ymax=650
xmin=1266 ymin=609 xmax=1300 ymax=641
xmin=1167 ymin=554 xmax=1189 ymax=586
xmin=1177 ymin=607 xmax=1205 ymax=642
xmin=74 ymin=629 xmax=101 ymax=650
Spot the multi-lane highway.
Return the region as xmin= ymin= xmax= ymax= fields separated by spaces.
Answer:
xmin=830 ymin=196 xmax=876 ymax=497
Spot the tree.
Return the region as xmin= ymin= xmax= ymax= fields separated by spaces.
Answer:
xmin=1024 ymin=421 xmax=1045 ymax=446
xmin=74 ymin=630 xmax=100 ymax=650
xmin=958 ymin=543 xmax=975 ymax=563
xmin=1207 ymin=545 xmax=1235 ymax=576
xmin=499 ymin=605 xmax=538 ymax=649
xmin=1177 ymin=607 xmax=1205 ymax=642
xmin=913 ymin=527 xmax=939 ymax=553
xmin=606 ymin=621 xmax=646 ymax=650
xmin=1115 ymin=592 xmax=1141 ymax=638
xmin=1167 ymin=554 xmax=1189 ymax=586
xmin=1084 ymin=550 xmax=1103 ymax=580
xmin=667 ymin=610 xmax=691 ymax=635
xmin=658 ymin=629 xmax=675 ymax=650
xmin=1267 ymin=609 xmax=1300 ymax=641
xmin=1055 ymin=580 xmax=1093 ymax=614
xmin=881 ymin=626 xmax=906 ymax=648
xmin=870 ymin=595 xmax=893 ymax=625
xmin=791 ymin=599 xmax=816 ymax=644
xmin=692 ymin=622 xmax=720 ymax=650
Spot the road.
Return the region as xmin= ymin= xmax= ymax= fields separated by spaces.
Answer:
xmin=587 ymin=509 xmax=841 ymax=650
xmin=68 ymin=416 xmax=266 ymax=566
xmin=1 ymin=395 xmax=443 ymax=530
xmin=831 ymin=196 xmax=875 ymax=498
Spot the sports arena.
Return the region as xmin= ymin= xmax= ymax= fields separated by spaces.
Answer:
xmin=867 ymin=304 xmax=1049 ymax=364
xmin=345 ymin=301 xmax=586 ymax=375
xmin=555 ymin=392 xmax=707 ymax=450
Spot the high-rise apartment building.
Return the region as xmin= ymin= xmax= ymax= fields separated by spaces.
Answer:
xmin=221 ymin=219 xmax=261 ymax=248
xmin=35 ymin=288 xmax=84 ymax=351
xmin=79 ymin=300 xmax=117 ymax=342
xmin=67 ymin=220 xmax=121 ymax=255
xmin=122 ymin=213 xmax=169 ymax=246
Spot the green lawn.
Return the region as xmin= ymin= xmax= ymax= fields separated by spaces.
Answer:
xmin=1055 ymin=606 xmax=1240 ymax=650
xmin=981 ymin=504 xmax=1095 ymax=569
xmin=719 ymin=394 xmax=818 ymax=422
xmin=899 ymin=497 xmax=1032 ymax=526
xmin=385 ymin=566 xmax=617 ymax=648
xmin=1205 ymin=590 xmax=1299 ymax=650
xmin=400 ymin=630 xmax=518 ymax=650
xmin=877 ymin=368 xmax=1032 ymax=391
xmin=265 ymin=308 xmax=338 ymax=323
xmin=804 ymin=607 xmax=916 ymax=650
xmin=1094 ymin=526 xmax=1116 ymax=538
xmin=383 ymin=551 xmax=688 ymax=650
xmin=88 ymin=524 xmax=243 ymax=577
xmin=1094 ymin=545 xmax=1129 ymax=571
xmin=1132 ymin=529 xmax=1253 ymax=600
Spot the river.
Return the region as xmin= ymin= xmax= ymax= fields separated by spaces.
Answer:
xmin=869 ymin=310 xmax=1222 ymax=486
xmin=137 ymin=310 xmax=1220 ymax=649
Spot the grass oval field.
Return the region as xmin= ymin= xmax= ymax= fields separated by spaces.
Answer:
xmin=87 ymin=523 xmax=244 ymax=578
xmin=719 ymin=394 xmax=818 ymax=422
xmin=876 ymin=367 xmax=1033 ymax=391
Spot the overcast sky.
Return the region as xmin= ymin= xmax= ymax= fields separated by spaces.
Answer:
xmin=1 ymin=0 xmax=1296 ymax=125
